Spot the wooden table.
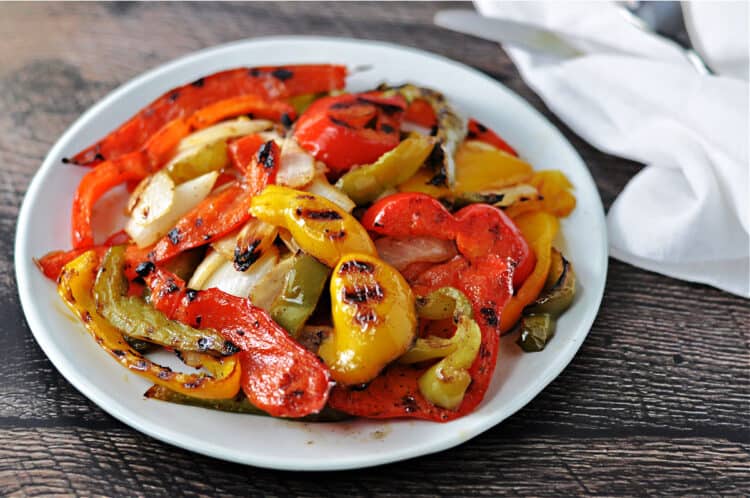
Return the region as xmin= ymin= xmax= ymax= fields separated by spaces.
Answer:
xmin=1 ymin=3 xmax=747 ymax=495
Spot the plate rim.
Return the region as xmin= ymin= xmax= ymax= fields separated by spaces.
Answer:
xmin=15 ymin=35 xmax=608 ymax=471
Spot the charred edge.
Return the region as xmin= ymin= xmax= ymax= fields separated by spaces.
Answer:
xmin=158 ymin=368 xmax=173 ymax=380
xmin=354 ymin=308 xmax=378 ymax=325
xmin=296 ymin=194 xmax=316 ymax=200
xmin=466 ymin=130 xmax=478 ymax=139
xmin=474 ymin=121 xmax=488 ymax=133
xmin=94 ymin=153 xmax=106 ymax=162
xmin=194 ymin=217 xmax=203 ymax=228
xmin=235 ymin=329 xmax=246 ymax=336
xmin=203 ymin=233 xmax=213 ymax=241
xmin=373 ymin=221 xmax=384 ymax=228
xmin=380 ymin=123 xmax=394 ymax=134
xmin=61 ymin=157 xmax=71 ymax=164
xmin=165 ymin=280 xmax=180 ymax=294
xmin=329 ymin=116 xmax=354 ymax=129
xmin=168 ymin=91 xmax=180 ymax=103
xmin=246 ymin=113 xmax=255 ymax=120
xmin=338 ymin=260 xmax=375 ymax=274
xmin=343 ymin=284 xmax=384 ymax=304
xmin=350 ymin=382 xmax=369 ymax=391
xmin=401 ymin=395 xmax=418 ymax=413
xmin=81 ymin=311 xmax=92 ymax=323
xmin=191 ymin=77 xmax=205 ymax=87
xmin=425 ymin=143 xmax=445 ymax=172
xmin=112 ymin=349 xmax=125 ymax=358
xmin=427 ymin=172 xmax=447 ymax=187
xmin=364 ymin=114 xmax=378 ymax=130
xmin=280 ymin=113 xmax=293 ymax=128
xmin=430 ymin=125 xmax=439 ymax=137
xmin=249 ymin=68 xmax=262 ymax=77
xmin=329 ymin=100 xmax=356 ymax=110
xmin=356 ymin=97 xmax=403 ymax=115
xmin=327 ymin=229 xmax=346 ymax=240
xmin=134 ymin=261 xmax=155 ymax=278
xmin=271 ymin=68 xmax=294 ymax=81
xmin=186 ymin=289 xmax=198 ymax=301
xmin=234 ymin=240 xmax=261 ymax=272
xmin=257 ymin=141 xmax=275 ymax=169
xmin=134 ymin=360 xmax=148 ymax=371
xmin=224 ymin=341 xmax=240 ymax=354
xmin=295 ymin=208 xmax=342 ymax=221
xmin=197 ymin=337 xmax=209 ymax=351
xmin=168 ymin=228 xmax=183 ymax=245
xmin=480 ymin=307 xmax=498 ymax=327
xmin=194 ymin=315 xmax=202 ymax=327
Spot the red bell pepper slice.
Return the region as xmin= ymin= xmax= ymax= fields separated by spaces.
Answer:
xmin=467 ymin=118 xmax=518 ymax=157
xmin=71 ymin=64 xmax=347 ymax=166
xmin=144 ymin=267 xmax=331 ymax=418
xmin=404 ymin=98 xmax=437 ymax=128
xmin=293 ymin=93 xmax=406 ymax=176
xmin=228 ymin=134 xmax=266 ymax=175
xmin=328 ymin=254 xmax=512 ymax=421
xmin=360 ymin=192 xmax=457 ymax=240
xmin=148 ymin=139 xmax=280 ymax=264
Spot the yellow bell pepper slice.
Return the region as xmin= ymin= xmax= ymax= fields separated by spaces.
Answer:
xmin=454 ymin=140 xmax=534 ymax=194
xmin=397 ymin=167 xmax=451 ymax=198
xmin=320 ymin=253 xmax=417 ymax=385
xmin=500 ymin=211 xmax=559 ymax=332
xmin=249 ymin=185 xmax=376 ymax=266
xmin=58 ymin=250 xmax=241 ymax=399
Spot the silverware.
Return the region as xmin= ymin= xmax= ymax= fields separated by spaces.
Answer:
xmin=434 ymin=9 xmax=631 ymax=59
xmin=618 ymin=1 xmax=713 ymax=74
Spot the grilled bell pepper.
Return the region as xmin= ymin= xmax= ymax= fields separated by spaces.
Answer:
xmin=525 ymin=249 xmax=576 ymax=317
xmin=399 ymin=287 xmax=481 ymax=409
xmin=335 ymin=133 xmax=435 ymax=205
xmin=499 ymin=211 xmax=559 ymax=332
xmin=377 ymin=84 xmax=467 ymax=188
xmin=249 ymin=185 xmax=377 ymax=266
xmin=504 ymin=170 xmax=576 ymax=219
xmin=270 ymin=253 xmax=331 ymax=336
xmin=58 ymin=250 xmax=241 ymax=399
xmin=146 ymin=140 xmax=281 ymax=264
xmin=328 ymin=255 xmax=513 ymax=421
xmin=71 ymin=100 xmax=287 ymax=249
xmin=517 ymin=314 xmax=556 ymax=352
xmin=71 ymin=64 xmax=347 ymax=166
xmin=94 ymin=246 xmax=235 ymax=356
xmin=319 ymin=253 xmax=417 ymax=385
xmin=166 ymin=139 xmax=228 ymax=184
xmin=293 ymin=93 xmax=407 ymax=175
xmin=362 ymin=193 xmax=534 ymax=288
xmin=454 ymin=140 xmax=533 ymax=194
xmin=466 ymin=118 xmax=518 ymax=157
xmin=143 ymin=265 xmax=331 ymax=418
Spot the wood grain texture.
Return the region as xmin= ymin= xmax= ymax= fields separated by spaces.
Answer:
xmin=1 ymin=2 xmax=748 ymax=496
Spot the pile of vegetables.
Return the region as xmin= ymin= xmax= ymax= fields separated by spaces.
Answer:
xmin=36 ymin=64 xmax=577 ymax=422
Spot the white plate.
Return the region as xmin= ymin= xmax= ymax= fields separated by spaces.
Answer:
xmin=15 ymin=36 xmax=607 ymax=471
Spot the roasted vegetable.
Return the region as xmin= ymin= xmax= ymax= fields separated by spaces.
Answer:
xmin=454 ymin=140 xmax=533 ymax=194
xmin=377 ymin=84 xmax=467 ymax=187
xmin=335 ymin=133 xmax=435 ymax=205
xmin=125 ymin=170 xmax=219 ymax=247
xmin=58 ymin=250 xmax=241 ymax=399
xmin=319 ymin=253 xmax=417 ymax=385
xmin=249 ymin=185 xmax=376 ymax=266
xmin=400 ymin=287 xmax=481 ymax=409
xmin=526 ymin=249 xmax=576 ymax=317
xmin=270 ymin=253 xmax=331 ymax=336
xmin=70 ymin=64 xmax=347 ymax=166
xmin=144 ymin=266 xmax=331 ymax=418
xmin=499 ymin=211 xmax=559 ymax=332
xmin=294 ymin=93 xmax=407 ymax=175
xmin=95 ymin=246 xmax=236 ymax=356
xmin=517 ymin=314 xmax=556 ymax=352
xmin=466 ymin=118 xmax=518 ymax=156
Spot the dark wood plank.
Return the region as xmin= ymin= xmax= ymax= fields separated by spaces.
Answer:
xmin=0 ymin=2 xmax=748 ymax=496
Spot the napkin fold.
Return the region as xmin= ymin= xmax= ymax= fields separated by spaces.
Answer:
xmin=474 ymin=1 xmax=749 ymax=297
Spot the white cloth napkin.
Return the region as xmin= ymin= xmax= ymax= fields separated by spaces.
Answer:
xmin=474 ymin=0 xmax=749 ymax=297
